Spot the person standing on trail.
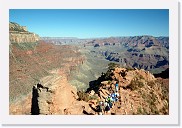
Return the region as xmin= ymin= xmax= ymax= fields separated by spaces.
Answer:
xmin=106 ymin=96 xmax=113 ymax=108
xmin=98 ymin=101 xmax=104 ymax=115
xmin=115 ymin=91 xmax=120 ymax=102
xmin=115 ymin=81 xmax=119 ymax=92
xmin=104 ymin=102 xmax=111 ymax=114
xmin=111 ymin=92 xmax=116 ymax=102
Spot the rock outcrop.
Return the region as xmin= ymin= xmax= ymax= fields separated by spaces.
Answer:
xmin=9 ymin=22 xmax=39 ymax=43
xmin=31 ymin=83 xmax=51 ymax=115
xmin=30 ymin=70 xmax=97 ymax=115
xmin=85 ymin=63 xmax=169 ymax=115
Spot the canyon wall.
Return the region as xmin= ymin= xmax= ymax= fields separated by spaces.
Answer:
xmin=9 ymin=22 xmax=39 ymax=43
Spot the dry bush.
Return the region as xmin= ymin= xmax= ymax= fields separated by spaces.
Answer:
xmin=127 ymin=75 xmax=144 ymax=91
xmin=77 ymin=91 xmax=98 ymax=102
xmin=77 ymin=91 xmax=90 ymax=102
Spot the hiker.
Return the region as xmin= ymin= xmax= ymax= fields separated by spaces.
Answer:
xmin=115 ymin=81 xmax=119 ymax=92
xmin=98 ymin=101 xmax=104 ymax=115
xmin=111 ymin=92 xmax=116 ymax=102
xmin=37 ymin=82 xmax=49 ymax=92
xmin=106 ymin=96 xmax=113 ymax=108
xmin=114 ymin=91 xmax=120 ymax=102
xmin=104 ymin=102 xmax=111 ymax=114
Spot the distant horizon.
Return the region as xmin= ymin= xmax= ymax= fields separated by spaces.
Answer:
xmin=40 ymin=35 xmax=169 ymax=39
xmin=10 ymin=9 xmax=169 ymax=38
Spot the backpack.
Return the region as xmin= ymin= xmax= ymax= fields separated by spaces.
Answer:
xmin=108 ymin=97 xmax=112 ymax=102
xmin=111 ymin=93 xmax=116 ymax=102
xmin=111 ymin=93 xmax=115 ymax=98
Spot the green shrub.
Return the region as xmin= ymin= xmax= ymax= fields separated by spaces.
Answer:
xmin=108 ymin=62 xmax=119 ymax=70
xmin=104 ymin=63 xmax=119 ymax=80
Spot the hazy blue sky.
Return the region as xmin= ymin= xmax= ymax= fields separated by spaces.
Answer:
xmin=9 ymin=9 xmax=169 ymax=38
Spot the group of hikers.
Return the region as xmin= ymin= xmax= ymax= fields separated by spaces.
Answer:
xmin=97 ymin=81 xmax=119 ymax=115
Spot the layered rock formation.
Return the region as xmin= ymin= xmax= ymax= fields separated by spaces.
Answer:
xmin=9 ymin=22 xmax=39 ymax=43
xmin=85 ymin=36 xmax=169 ymax=73
xmin=86 ymin=36 xmax=169 ymax=49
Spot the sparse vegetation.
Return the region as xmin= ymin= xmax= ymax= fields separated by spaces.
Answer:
xmin=108 ymin=80 xmax=112 ymax=84
xmin=127 ymin=75 xmax=144 ymax=91
xmin=108 ymin=62 xmax=120 ymax=70
xmin=137 ymin=79 xmax=169 ymax=115
xmin=137 ymin=107 xmax=143 ymax=114
xmin=147 ymin=80 xmax=155 ymax=87
xmin=77 ymin=91 xmax=90 ymax=102
xmin=12 ymin=42 xmax=38 ymax=50
xmin=77 ymin=91 xmax=98 ymax=102
xmin=105 ymin=63 xmax=120 ymax=80
xmin=126 ymin=67 xmax=134 ymax=71
xmin=89 ymin=94 xmax=99 ymax=100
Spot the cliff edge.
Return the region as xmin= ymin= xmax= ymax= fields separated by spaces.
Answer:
xmin=9 ymin=22 xmax=39 ymax=43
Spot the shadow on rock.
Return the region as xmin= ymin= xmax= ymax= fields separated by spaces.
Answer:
xmin=31 ymin=85 xmax=40 ymax=115
xmin=83 ymin=110 xmax=94 ymax=115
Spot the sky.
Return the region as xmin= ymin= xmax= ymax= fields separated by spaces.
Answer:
xmin=9 ymin=9 xmax=169 ymax=38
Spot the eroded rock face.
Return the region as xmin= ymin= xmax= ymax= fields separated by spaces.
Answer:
xmin=86 ymin=66 xmax=169 ymax=115
xmin=85 ymin=36 xmax=169 ymax=74
xmin=9 ymin=22 xmax=39 ymax=43
xmin=30 ymin=74 xmax=96 ymax=115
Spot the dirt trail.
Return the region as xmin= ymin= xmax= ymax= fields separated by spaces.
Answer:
xmin=41 ymin=69 xmax=96 ymax=115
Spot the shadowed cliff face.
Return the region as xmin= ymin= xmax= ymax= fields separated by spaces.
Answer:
xmin=31 ymin=83 xmax=52 ymax=115
xmin=31 ymin=86 xmax=40 ymax=115
xmin=9 ymin=22 xmax=39 ymax=43
xmin=154 ymin=68 xmax=169 ymax=79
